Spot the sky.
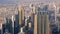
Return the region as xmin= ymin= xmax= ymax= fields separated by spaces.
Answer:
xmin=0 ymin=0 xmax=56 ymax=4
xmin=0 ymin=0 xmax=60 ymax=5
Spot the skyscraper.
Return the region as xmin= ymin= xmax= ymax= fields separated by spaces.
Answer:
xmin=18 ymin=5 xmax=23 ymax=25
xmin=37 ymin=11 xmax=50 ymax=34
xmin=33 ymin=4 xmax=50 ymax=34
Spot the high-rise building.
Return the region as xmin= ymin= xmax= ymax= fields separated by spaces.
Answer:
xmin=31 ymin=5 xmax=38 ymax=34
xmin=18 ymin=27 xmax=25 ymax=34
xmin=18 ymin=5 xmax=23 ymax=25
xmin=33 ymin=4 xmax=50 ymax=34
xmin=37 ymin=11 xmax=50 ymax=34
xmin=0 ymin=17 xmax=4 ymax=34
xmin=34 ymin=13 xmax=37 ymax=34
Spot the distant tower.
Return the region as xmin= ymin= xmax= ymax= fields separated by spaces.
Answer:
xmin=0 ymin=17 xmax=4 ymax=34
xmin=37 ymin=11 xmax=50 ymax=34
xmin=33 ymin=7 xmax=37 ymax=34
xmin=11 ymin=15 xmax=15 ymax=28
xmin=29 ymin=4 xmax=37 ymax=34
xmin=32 ymin=4 xmax=50 ymax=34
xmin=11 ymin=15 xmax=15 ymax=34
xmin=18 ymin=27 xmax=25 ymax=34
xmin=18 ymin=5 xmax=23 ymax=25
xmin=34 ymin=13 xmax=37 ymax=34
xmin=53 ymin=3 xmax=57 ymax=24
xmin=48 ymin=2 xmax=57 ymax=24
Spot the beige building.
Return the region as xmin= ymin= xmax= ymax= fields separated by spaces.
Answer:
xmin=37 ymin=11 xmax=50 ymax=34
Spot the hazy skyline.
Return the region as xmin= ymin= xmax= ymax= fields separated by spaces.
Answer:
xmin=0 ymin=0 xmax=59 ymax=4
